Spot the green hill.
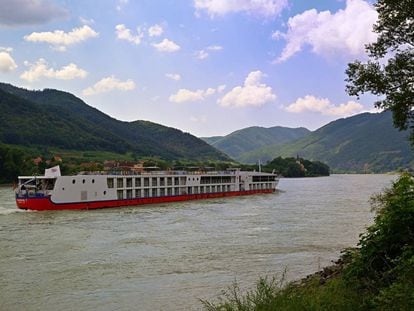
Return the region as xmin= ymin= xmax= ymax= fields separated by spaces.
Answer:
xmin=0 ymin=83 xmax=229 ymax=161
xmin=239 ymin=112 xmax=414 ymax=172
xmin=201 ymin=126 xmax=310 ymax=161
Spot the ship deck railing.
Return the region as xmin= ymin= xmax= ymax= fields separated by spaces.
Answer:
xmin=78 ymin=170 xmax=239 ymax=176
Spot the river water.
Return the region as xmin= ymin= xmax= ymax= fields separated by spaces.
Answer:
xmin=0 ymin=174 xmax=396 ymax=310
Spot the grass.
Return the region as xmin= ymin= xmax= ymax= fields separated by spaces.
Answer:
xmin=201 ymin=266 xmax=363 ymax=311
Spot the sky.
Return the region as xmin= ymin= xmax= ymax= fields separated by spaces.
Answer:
xmin=0 ymin=0 xmax=380 ymax=137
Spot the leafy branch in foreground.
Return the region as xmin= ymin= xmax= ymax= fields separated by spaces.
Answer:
xmin=346 ymin=0 xmax=414 ymax=141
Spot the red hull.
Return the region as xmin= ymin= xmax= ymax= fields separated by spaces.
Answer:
xmin=16 ymin=189 xmax=275 ymax=211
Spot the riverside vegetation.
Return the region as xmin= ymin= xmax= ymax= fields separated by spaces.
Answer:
xmin=0 ymin=143 xmax=329 ymax=184
xmin=202 ymin=173 xmax=414 ymax=310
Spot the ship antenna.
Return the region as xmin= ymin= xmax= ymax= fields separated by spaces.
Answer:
xmin=258 ymin=159 xmax=262 ymax=173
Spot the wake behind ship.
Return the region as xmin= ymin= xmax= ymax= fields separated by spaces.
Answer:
xmin=15 ymin=166 xmax=279 ymax=211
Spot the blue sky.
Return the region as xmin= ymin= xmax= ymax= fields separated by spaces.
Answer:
xmin=0 ymin=0 xmax=379 ymax=136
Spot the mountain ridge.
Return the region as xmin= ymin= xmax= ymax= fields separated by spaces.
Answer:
xmin=201 ymin=125 xmax=310 ymax=160
xmin=202 ymin=112 xmax=414 ymax=172
xmin=0 ymin=83 xmax=230 ymax=161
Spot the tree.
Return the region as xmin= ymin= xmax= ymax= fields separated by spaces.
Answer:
xmin=346 ymin=0 xmax=414 ymax=141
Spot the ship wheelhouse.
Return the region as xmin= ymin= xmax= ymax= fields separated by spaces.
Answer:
xmin=16 ymin=176 xmax=57 ymax=198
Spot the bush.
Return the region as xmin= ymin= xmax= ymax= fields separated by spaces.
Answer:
xmin=344 ymin=173 xmax=414 ymax=308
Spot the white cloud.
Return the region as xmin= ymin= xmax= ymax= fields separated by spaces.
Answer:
xmin=152 ymin=39 xmax=180 ymax=52
xmin=0 ymin=47 xmax=13 ymax=53
xmin=79 ymin=17 xmax=94 ymax=25
xmin=275 ymin=0 xmax=378 ymax=62
xmin=169 ymin=85 xmax=224 ymax=103
xmin=116 ymin=0 xmax=129 ymax=11
xmin=207 ymin=45 xmax=223 ymax=51
xmin=115 ymin=24 xmax=144 ymax=45
xmin=169 ymin=89 xmax=209 ymax=103
xmin=20 ymin=59 xmax=87 ymax=82
xmin=196 ymin=45 xmax=223 ymax=60
xmin=148 ymin=24 xmax=164 ymax=37
xmin=194 ymin=0 xmax=288 ymax=18
xmin=165 ymin=73 xmax=181 ymax=81
xmin=83 ymin=76 xmax=135 ymax=96
xmin=285 ymin=95 xmax=364 ymax=116
xmin=196 ymin=50 xmax=209 ymax=60
xmin=0 ymin=51 xmax=17 ymax=73
xmin=218 ymin=71 xmax=276 ymax=108
xmin=24 ymin=25 xmax=99 ymax=51
xmin=217 ymin=84 xmax=226 ymax=93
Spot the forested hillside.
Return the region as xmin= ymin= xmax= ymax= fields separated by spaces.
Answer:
xmin=0 ymin=83 xmax=229 ymax=161
xmin=201 ymin=126 xmax=310 ymax=160
xmin=205 ymin=112 xmax=413 ymax=173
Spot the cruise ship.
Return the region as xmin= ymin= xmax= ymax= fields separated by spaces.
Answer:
xmin=15 ymin=166 xmax=279 ymax=211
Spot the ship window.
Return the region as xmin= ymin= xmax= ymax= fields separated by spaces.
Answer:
xmin=82 ymin=179 xmax=85 ymax=184
xmin=167 ymin=188 xmax=172 ymax=196
xmin=44 ymin=179 xmax=56 ymax=190
xmin=135 ymin=178 xmax=141 ymax=187
xmin=117 ymin=178 xmax=123 ymax=188
xmin=117 ymin=190 xmax=124 ymax=200
xmin=152 ymin=188 xmax=157 ymax=197
xmin=103 ymin=191 xmax=106 ymax=195
xmin=135 ymin=189 xmax=141 ymax=198
xmin=107 ymin=178 xmax=114 ymax=188
xmin=144 ymin=189 xmax=149 ymax=197
xmin=62 ymin=188 xmax=65 ymax=191
xmin=126 ymin=189 xmax=133 ymax=199
xmin=174 ymin=177 xmax=179 ymax=185
xmin=160 ymin=178 xmax=165 ymax=186
xmin=92 ymin=179 xmax=95 ymax=184
xmin=160 ymin=188 xmax=165 ymax=196
xmin=152 ymin=178 xmax=157 ymax=186
xmin=144 ymin=178 xmax=149 ymax=187
xmin=72 ymin=179 xmax=76 ymax=184
xmin=126 ymin=178 xmax=132 ymax=188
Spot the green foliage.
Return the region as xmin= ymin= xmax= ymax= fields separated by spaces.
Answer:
xmin=0 ymin=83 xmax=229 ymax=162
xmin=344 ymin=173 xmax=414 ymax=309
xmin=346 ymin=0 xmax=414 ymax=142
xmin=0 ymin=144 xmax=41 ymax=183
xmin=201 ymin=126 xmax=310 ymax=161
xmin=265 ymin=156 xmax=329 ymax=177
xmin=241 ymin=112 xmax=413 ymax=172
xmin=202 ymin=274 xmax=362 ymax=311
xmin=204 ymin=112 xmax=413 ymax=173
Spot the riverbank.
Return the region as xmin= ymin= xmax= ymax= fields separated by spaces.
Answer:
xmin=202 ymin=174 xmax=414 ymax=310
